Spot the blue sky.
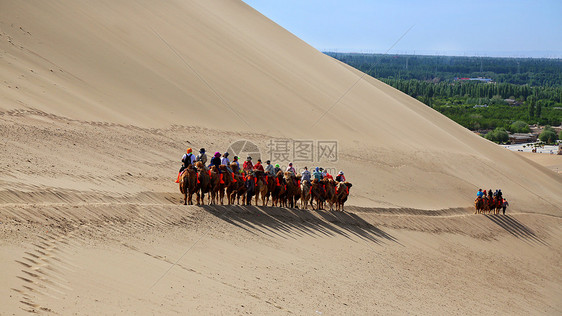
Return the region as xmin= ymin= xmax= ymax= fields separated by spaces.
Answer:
xmin=242 ymin=0 xmax=562 ymax=58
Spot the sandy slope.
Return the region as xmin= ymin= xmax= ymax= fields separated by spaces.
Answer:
xmin=1 ymin=0 xmax=561 ymax=314
xmin=1 ymin=201 xmax=561 ymax=315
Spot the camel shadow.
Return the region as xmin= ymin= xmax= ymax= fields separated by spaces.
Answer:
xmin=485 ymin=214 xmax=547 ymax=246
xmin=200 ymin=204 xmax=399 ymax=245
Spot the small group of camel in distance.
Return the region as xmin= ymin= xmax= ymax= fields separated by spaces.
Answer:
xmin=179 ymin=161 xmax=353 ymax=211
xmin=474 ymin=196 xmax=503 ymax=215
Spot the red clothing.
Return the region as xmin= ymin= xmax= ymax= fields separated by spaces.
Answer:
xmin=253 ymin=163 xmax=264 ymax=172
xmin=243 ymin=160 xmax=253 ymax=172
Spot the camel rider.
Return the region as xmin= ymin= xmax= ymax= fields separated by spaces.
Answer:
xmin=476 ymin=189 xmax=484 ymax=198
xmin=221 ymin=152 xmax=232 ymax=173
xmin=196 ymin=148 xmax=207 ymax=166
xmin=488 ymin=189 xmax=493 ymax=199
xmin=232 ymin=156 xmax=241 ymax=173
xmin=253 ymin=159 xmax=265 ymax=172
xmin=301 ymin=167 xmax=311 ymax=183
xmin=313 ymin=167 xmax=323 ymax=181
xmin=319 ymin=168 xmax=327 ymax=179
xmin=497 ymin=189 xmax=503 ymax=200
xmin=209 ymin=152 xmax=222 ymax=172
xmin=286 ymin=162 xmax=296 ymax=175
xmin=176 ymin=148 xmax=195 ymax=183
xmin=336 ymin=171 xmax=346 ymax=182
xmin=273 ymin=163 xmax=281 ymax=175
xmin=180 ymin=148 xmax=195 ymax=173
xmin=265 ymin=160 xmax=275 ymax=177
xmin=243 ymin=156 xmax=253 ymax=174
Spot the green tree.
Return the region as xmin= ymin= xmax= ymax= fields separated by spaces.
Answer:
xmin=485 ymin=128 xmax=509 ymax=143
xmin=538 ymin=126 xmax=558 ymax=143
xmin=509 ymin=120 xmax=530 ymax=133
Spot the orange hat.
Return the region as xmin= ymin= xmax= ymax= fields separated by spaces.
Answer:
xmin=187 ymin=148 xmax=192 ymax=154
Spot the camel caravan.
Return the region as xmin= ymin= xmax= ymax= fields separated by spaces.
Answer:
xmin=176 ymin=148 xmax=353 ymax=211
xmin=474 ymin=189 xmax=509 ymax=215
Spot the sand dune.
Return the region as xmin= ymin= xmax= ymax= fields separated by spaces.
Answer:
xmin=1 ymin=0 xmax=561 ymax=314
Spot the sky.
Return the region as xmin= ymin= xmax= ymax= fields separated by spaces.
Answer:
xmin=242 ymin=0 xmax=562 ymax=58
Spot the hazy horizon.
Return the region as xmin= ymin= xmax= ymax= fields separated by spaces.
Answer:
xmin=243 ymin=0 xmax=562 ymax=59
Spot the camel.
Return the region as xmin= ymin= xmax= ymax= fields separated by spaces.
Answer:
xmin=271 ymin=171 xmax=286 ymax=207
xmin=300 ymin=180 xmax=312 ymax=210
xmin=254 ymin=170 xmax=268 ymax=206
xmin=244 ymin=173 xmax=256 ymax=205
xmin=179 ymin=166 xmax=197 ymax=205
xmin=195 ymin=161 xmax=211 ymax=205
xmin=283 ymin=172 xmax=300 ymax=208
xmin=225 ymin=164 xmax=241 ymax=205
xmin=324 ymin=179 xmax=336 ymax=210
xmin=208 ymin=166 xmax=222 ymax=204
xmin=264 ymin=174 xmax=276 ymax=206
xmin=218 ymin=165 xmax=233 ymax=205
xmin=474 ymin=197 xmax=484 ymax=214
xmin=310 ymin=179 xmax=326 ymax=210
xmin=335 ymin=182 xmax=352 ymax=211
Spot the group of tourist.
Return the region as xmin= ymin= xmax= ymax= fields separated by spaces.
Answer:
xmin=475 ymin=188 xmax=509 ymax=215
xmin=177 ymin=147 xmax=347 ymax=183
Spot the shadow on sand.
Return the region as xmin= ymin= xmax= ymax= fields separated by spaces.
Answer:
xmin=485 ymin=214 xmax=547 ymax=246
xmin=200 ymin=204 xmax=399 ymax=245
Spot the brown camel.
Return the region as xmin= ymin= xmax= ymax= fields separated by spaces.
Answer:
xmin=218 ymin=165 xmax=234 ymax=205
xmin=271 ymin=171 xmax=286 ymax=207
xmin=300 ymin=180 xmax=312 ymax=210
xmin=324 ymin=179 xmax=336 ymax=210
xmin=195 ymin=161 xmax=211 ymax=205
xmin=254 ymin=170 xmax=268 ymax=206
xmin=208 ymin=166 xmax=221 ymax=204
xmin=264 ymin=174 xmax=276 ymax=206
xmin=335 ymin=182 xmax=352 ymax=211
xmin=179 ymin=166 xmax=197 ymax=205
xmin=310 ymin=179 xmax=326 ymax=210
xmin=283 ymin=172 xmax=300 ymax=208
xmin=474 ymin=197 xmax=484 ymax=214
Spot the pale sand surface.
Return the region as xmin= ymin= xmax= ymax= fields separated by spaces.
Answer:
xmin=1 ymin=0 xmax=561 ymax=314
xmin=517 ymin=151 xmax=562 ymax=174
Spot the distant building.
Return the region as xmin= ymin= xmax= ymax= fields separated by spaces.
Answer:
xmin=504 ymin=99 xmax=523 ymax=106
xmin=509 ymin=133 xmax=537 ymax=144
xmin=473 ymin=104 xmax=488 ymax=108
xmin=454 ymin=77 xmax=493 ymax=83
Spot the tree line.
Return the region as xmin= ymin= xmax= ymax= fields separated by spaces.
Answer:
xmin=325 ymin=52 xmax=562 ymax=86
xmin=325 ymin=52 xmax=562 ymax=133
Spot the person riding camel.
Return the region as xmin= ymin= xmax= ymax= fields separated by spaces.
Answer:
xmin=176 ymin=148 xmax=196 ymax=183
xmin=253 ymin=159 xmax=265 ymax=172
xmin=265 ymin=160 xmax=275 ymax=177
xmin=243 ymin=156 xmax=253 ymax=174
xmin=301 ymin=166 xmax=311 ymax=183
xmin=273 ymin=163 xmax=281 ymax=175
xmin=181 ymin=148 xmax=196 ymax=171
xmin=221 ymin=152 xmax=232 ymax=172
xmin=488 ymin=189 xmax=493 ymax=199
xmin=232 ymin=156 xmax=241 ymax=173
xmin=286 ymin=162 xmax=296 ymax=175
xmin=324 ymin=170 xmax=334 ymax=180
xmin=335 ymin=171 xmax=346 ymax=182
xmin=313 ymin=167 xmax=323 ymax=181
xmin=476 ymin=189 xmax=484 ymax=198
xmin=209 ymin=152 xmax=222 ymax=173
xmin=196 ymin=148 xmax=207 ymax=166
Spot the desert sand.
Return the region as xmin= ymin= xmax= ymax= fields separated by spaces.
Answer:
xmin=1 ymin=0 xmax=561 ymax=314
